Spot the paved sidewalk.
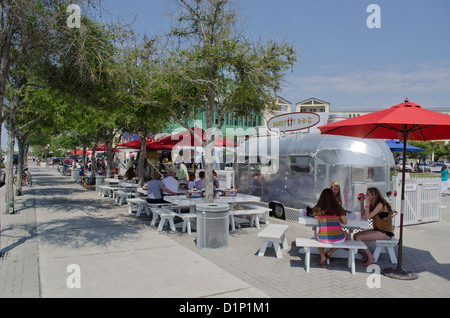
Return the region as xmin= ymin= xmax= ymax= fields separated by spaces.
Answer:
xmin=1 ymin=164 xmax=449 ymax=298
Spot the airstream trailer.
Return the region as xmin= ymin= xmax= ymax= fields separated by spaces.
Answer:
xmin=235 ymin=133 xmax=395 ymax=221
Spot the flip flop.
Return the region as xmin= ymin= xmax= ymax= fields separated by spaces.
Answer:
xmin=358 ymin=256 xmax=369 ymax=263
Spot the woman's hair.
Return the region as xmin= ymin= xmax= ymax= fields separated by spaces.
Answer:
xmin=313 ymin=188 xmax=346 ymax=217
xmin=330 ymin=182 xmax=343 ymax=206
xmin=442 ymin=164 xmax=448 ymax=171
xmin=125 ymin=167 xmax=136 ymax=180
xmin=151 ymin=171 xmax=159 ymax=179
xmin=367 ymin=187 xmax=393 ymax=214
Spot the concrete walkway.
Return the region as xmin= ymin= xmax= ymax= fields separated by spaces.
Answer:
xmin=1 ymin=163 xmax=450 ymax=298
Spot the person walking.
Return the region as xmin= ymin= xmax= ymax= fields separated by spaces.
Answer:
xmin=441 ymin=164 xmax=449 ymax=197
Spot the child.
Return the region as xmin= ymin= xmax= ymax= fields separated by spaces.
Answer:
xmin=312 ymin=188 xmax=348 ymax=268
xmin=188 ymin=173 xmax=196 ymax=189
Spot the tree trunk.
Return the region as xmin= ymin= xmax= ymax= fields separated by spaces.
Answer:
xmin=5 ymin=117 xmax=15 ymax=214
xmin=15 ymin=134 xmax=28 ymax=196
xmin=138 ymin=132 xmax=148 ymax=187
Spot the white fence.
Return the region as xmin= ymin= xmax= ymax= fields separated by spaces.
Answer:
xmin=391 ymin=175 xmax=442 ymax=226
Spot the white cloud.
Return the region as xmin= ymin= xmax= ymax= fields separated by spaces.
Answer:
xmin=281 ymin=60 xmax=450 ymax=110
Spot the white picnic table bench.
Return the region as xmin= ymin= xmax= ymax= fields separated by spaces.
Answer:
xmin=150 ymin=208 xmax=178 ymax=232
xmin=373 ymin=237 xmax=398 ymax=264
xmin=230 ymin=204 xmax=272 ymax=231
xmin=257 ymin=224 xmax=289 ymax=259
xmin=98 ymin=185 xmax=119 ymax=198
xmin=295 ymin=238 xmax=367 ymax=274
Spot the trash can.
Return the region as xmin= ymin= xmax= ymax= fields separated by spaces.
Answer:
xmin=95 ymin=176 xmax=106 ymax=193
xmin=196 ymin=203 xmax=230 ymax=250
xmin=71 ymin=168 xmax=80 ymax=181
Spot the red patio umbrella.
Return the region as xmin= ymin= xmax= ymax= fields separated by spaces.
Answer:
xmin=89 ymin=145 xmax=123 ymax=152
xmin=68 ymin=150 xmax=91 ymax=155
xmin=116 ymin=137 xmax=156 ymax=149
xmin=318 ymin=99 xmax=450 ymax=280
xmin=148 ymin=128 xmax=239 ymax=149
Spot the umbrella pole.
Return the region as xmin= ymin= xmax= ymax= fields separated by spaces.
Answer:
xmin=382 ymin=133 xmax=418 ymax=280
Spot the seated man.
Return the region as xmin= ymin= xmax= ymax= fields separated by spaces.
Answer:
xmin=162 ymin=170 xmax=178 ymax=196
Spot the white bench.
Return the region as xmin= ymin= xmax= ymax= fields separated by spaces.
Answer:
xmin=127 ymin=198 xmax=150 ymax=216
xmin=295 ymin=238 xmax=367 ymax=274
xmin=373 ymin=237 xmax=398 ymax=264
xmin=179 ymin=213 xmax=197 ymax=234
xmin=115 ymin=190 xmax=135 ymax=205
xmin=230 ymin=206 xmax=272 ymax=231
xmin=98 ymin=185 xmax=118 ymax=198
xmin=241 ymin=204 xmax=271 ymax=224
xmin=150 ymin=208 xmax=178 ymax=232
xmin=257 ymin=224 xmax=289 ymax=259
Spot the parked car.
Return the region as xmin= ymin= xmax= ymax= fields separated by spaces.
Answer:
xmin=52 ymin=157 xmax=65 ymax=165
xmin=431 ymin=161 xmax=444 ymax=173
xmin=415 ymin=162 xmax=431 ymax=172
xmin=63 ymin=156 xmax=77 ymax=165
xmin=396 ymin=162 xmax=413 ymax=172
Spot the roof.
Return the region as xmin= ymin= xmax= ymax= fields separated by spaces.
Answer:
xmin=296 ymin=97 xmax=330 ymax=106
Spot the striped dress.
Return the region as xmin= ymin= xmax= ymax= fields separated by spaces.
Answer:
xmin=316 ymin=215 xmax=346 ymax=243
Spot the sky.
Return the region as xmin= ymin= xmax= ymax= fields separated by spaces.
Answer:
xmin=2 ymin=0 xmax=450 ymax=148
xmin=99 ymin=0 xmax=450 ymax=112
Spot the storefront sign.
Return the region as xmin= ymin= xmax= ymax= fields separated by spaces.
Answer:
xmin=267 ymin=112 xmax=320 ymax=133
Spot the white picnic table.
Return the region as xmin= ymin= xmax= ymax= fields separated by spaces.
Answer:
xmin=297 ymin=210 xmax=370 ymax=259
xmin=136 ymin=188 xmax=148 ymax=196
xmin=298 ymin=211 xmax=370 ymax=239
xmin=164 ymin=193 xmax=261 ymax=212
xmin=164 ymin=193 xmax=263 ymax=231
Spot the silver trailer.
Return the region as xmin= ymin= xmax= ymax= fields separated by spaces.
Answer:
xmin=235 ymin=132 xmax=395 ymax=221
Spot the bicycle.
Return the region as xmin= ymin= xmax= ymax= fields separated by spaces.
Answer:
xmin=13 ymin=167 xmax=32 ymax=187
xmin=76 ymin=174 xmax=91 ymax=189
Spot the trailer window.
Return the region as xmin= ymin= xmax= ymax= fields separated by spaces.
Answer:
xmin=290 ymin=156 xmax=311 ymax=173
xmin=368 ymin=167 xmax=385 ymax=182
xmin=352 ymin=167 xmax=365 ymax=183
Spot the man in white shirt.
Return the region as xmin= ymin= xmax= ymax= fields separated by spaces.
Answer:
xmin=161 ymin=170 xmax=178 ymax=195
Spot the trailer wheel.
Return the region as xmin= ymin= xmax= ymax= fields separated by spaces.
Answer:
xmin=272 ymin=203 xmax=285 ymax=220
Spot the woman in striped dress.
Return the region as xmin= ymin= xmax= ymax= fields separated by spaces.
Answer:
xmin=313 ymin=188 xmax=348 ymax=268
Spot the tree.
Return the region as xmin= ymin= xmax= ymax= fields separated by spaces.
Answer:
xmin=1 ymin=0 xmax=114 ymax=212
xmin=116 ymin=36 xmax=173 ymax=186
xmin=160 ymin=0 xmax=297 ymax=202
